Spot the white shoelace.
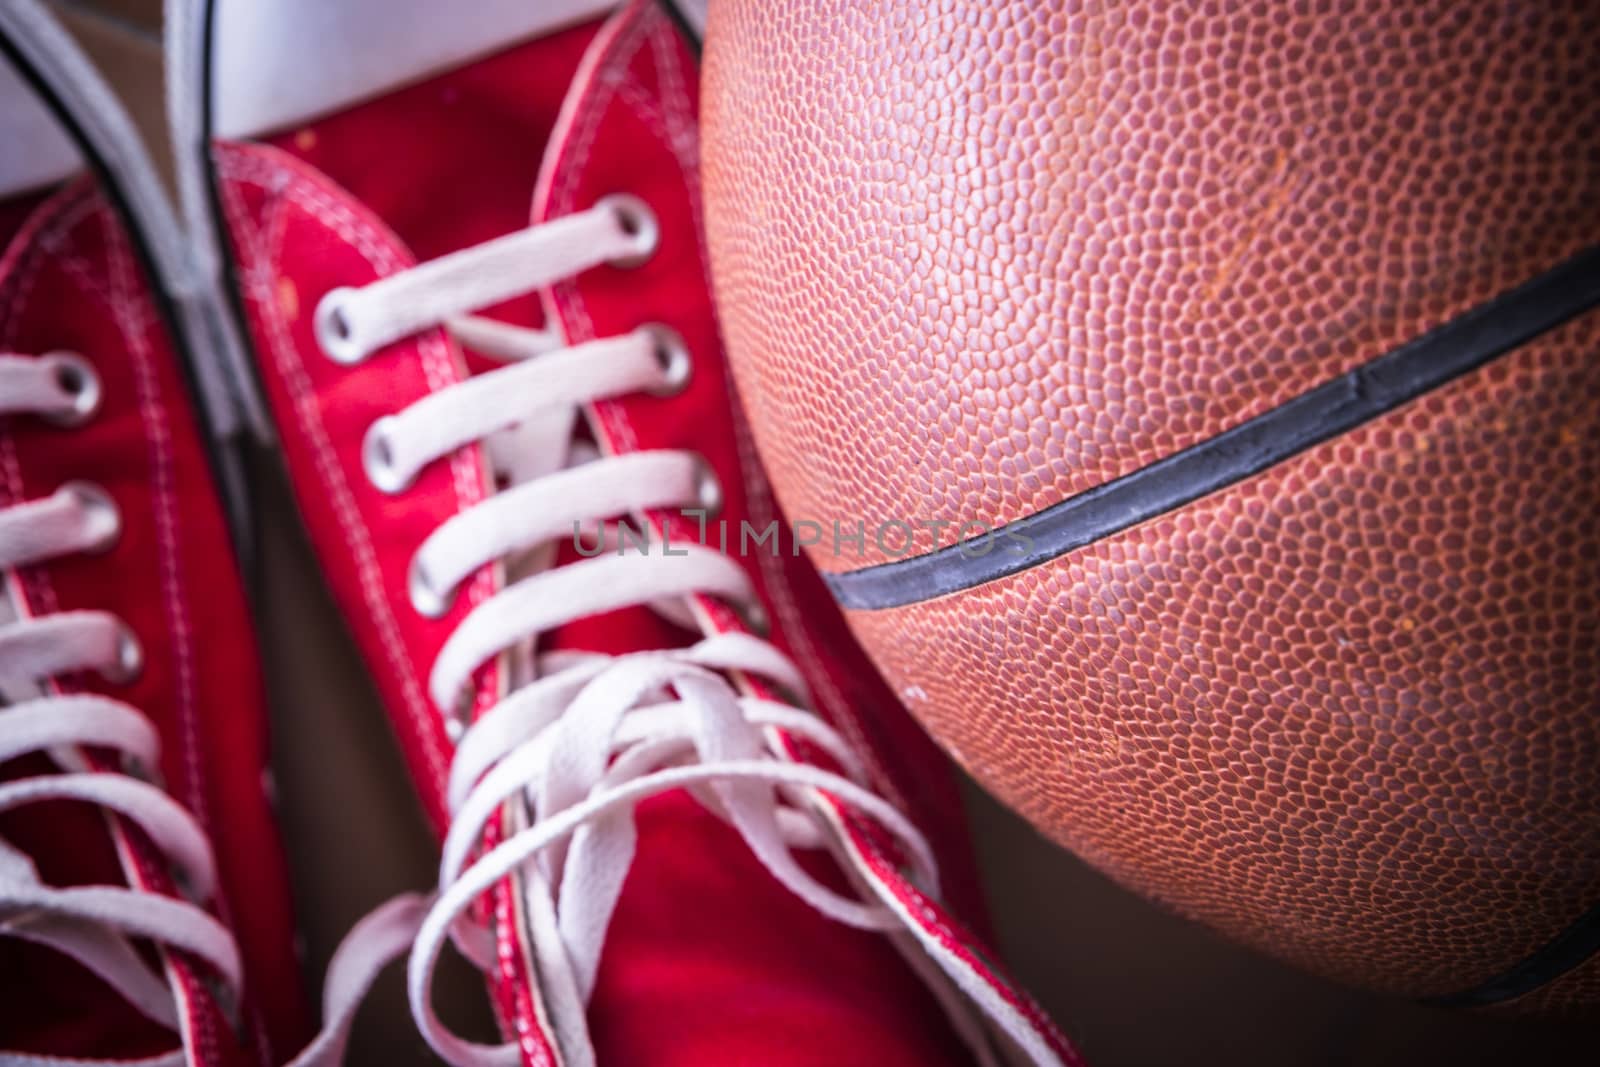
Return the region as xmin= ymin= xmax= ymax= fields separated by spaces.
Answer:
xmin=289 ymin=197 xmax=945 ymax=1067
xmin=0 ymin=352 xmax=241 ymax=1067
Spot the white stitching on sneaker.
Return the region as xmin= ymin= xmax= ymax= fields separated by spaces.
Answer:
xmin=0 ymin=352 xmax=241 ymax=1067
xmin=280 ymin=197 xmax=942 ymax=1067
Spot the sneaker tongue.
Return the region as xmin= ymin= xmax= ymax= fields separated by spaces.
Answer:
xmin=483 ymin=438 xmax=702 ymax=664
xmin=484 ymin=3 xmax=703 ymax=664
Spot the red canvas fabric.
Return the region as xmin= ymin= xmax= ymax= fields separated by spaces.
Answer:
xmin=0 ymin=179 xmax=307 ymax=1064
xmin=532 ymin=10 xmax=1075 ymax=1062
xmin=211 ymin=2 xmax=1079 ymax=1063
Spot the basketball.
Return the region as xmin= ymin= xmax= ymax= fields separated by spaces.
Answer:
xmin=703 ymin=0 xmax=1600 ymax=1009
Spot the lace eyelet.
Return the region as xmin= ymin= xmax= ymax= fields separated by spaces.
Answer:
xmin=692 ymin=456 xmax=723 ymax=516
xmin=314 ymin=287 xmax=366 ymax=365
xmin=103 ymin=623 xmax=144 ymax=685
xmin=640 ymin=324 xmax=692 ymax=396
xmin=362 ymin=416 xmax=412 ymax=495
xmin=408 ymin=556 xmax=452 ymax=619
xmin=738 ymin=598 xmax=771 ymax=637
xmin=40 ymin=352 xmax=102 ymax=427
xmin=59 ymin=481 xmax=121 ymax=553
xmin=598 ymin=193 xmax=659 ymax=268
xmin=168 ymin=858 xmax=202 ymax=903
xmin=444 ymin=688 xmax=475 ymax=743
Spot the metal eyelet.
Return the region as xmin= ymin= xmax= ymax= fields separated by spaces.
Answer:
xmin=40 ymin=352 xmax=102 ymax=427
xmin=314 ymin=287 xmax=366 ymax=365
xmin=103 ymin=623 xmax=144 ymax=684
xmin=598 ymin=193 xmax=659 ymax=268
xmin=640 ymin=324 xmax=692 ymax=396
xmin=122 ymin=753 xmax=156 ymax=782
xmin=59 ymin=481 xmax=121 ymax=553
xmin=739 ymin=597 xmax=771 ymax=637
xmin=408 ymin=556 xmax=452 ymax=619
xmin=691 ymin=455 xmax=723 ymax=516
xmin=168 ymin=856 xmax=202 ymax=903
xmin=444 ymin=687 xmax=475 ymax=743
xmin=362 ymin=416 xmax=411 ymax=495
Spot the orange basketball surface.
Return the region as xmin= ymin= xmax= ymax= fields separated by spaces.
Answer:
xmin=703 ymin=0 xmax=1600 ymax=1007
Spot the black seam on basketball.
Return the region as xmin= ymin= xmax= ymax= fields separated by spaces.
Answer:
xmin=1426 ymin=896 xmax=1600 ymax=1007
xmin=824 ymin=245 xmax=1600 ymax=611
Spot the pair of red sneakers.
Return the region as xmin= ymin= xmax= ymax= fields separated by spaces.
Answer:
xmin=1 ymin=2 xmax=1081 ymax=1064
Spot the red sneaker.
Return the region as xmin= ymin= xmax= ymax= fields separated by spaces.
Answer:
xmin=170 ymin=1 xmax=1083 ymax=1063
xmin=0 ymin=2 xmax=305 ymax=1063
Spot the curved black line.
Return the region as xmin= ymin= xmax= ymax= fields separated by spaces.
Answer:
xmin=825 ymin=245 xmax=1600 ymax=611
xmin=657 ymin=0 xmax=704 ymax=54
xmin=1427 ymin=896 xmax=1600 ymax=1007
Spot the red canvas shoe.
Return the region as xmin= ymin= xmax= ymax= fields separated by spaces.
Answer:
xmin=169 ymin=1 xmax=1084 ymax=1063
xmin=0 ymin=2 xmax=306 ymax=1063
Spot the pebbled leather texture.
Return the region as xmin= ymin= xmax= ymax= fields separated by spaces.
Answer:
xmin=703 ymin=0 xmax=1600 ymax=1004
xmin=846 ymin=320 xmax=1600 ymax=1002
xmin=704 ymin=0 xmax=1600 ymax=568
